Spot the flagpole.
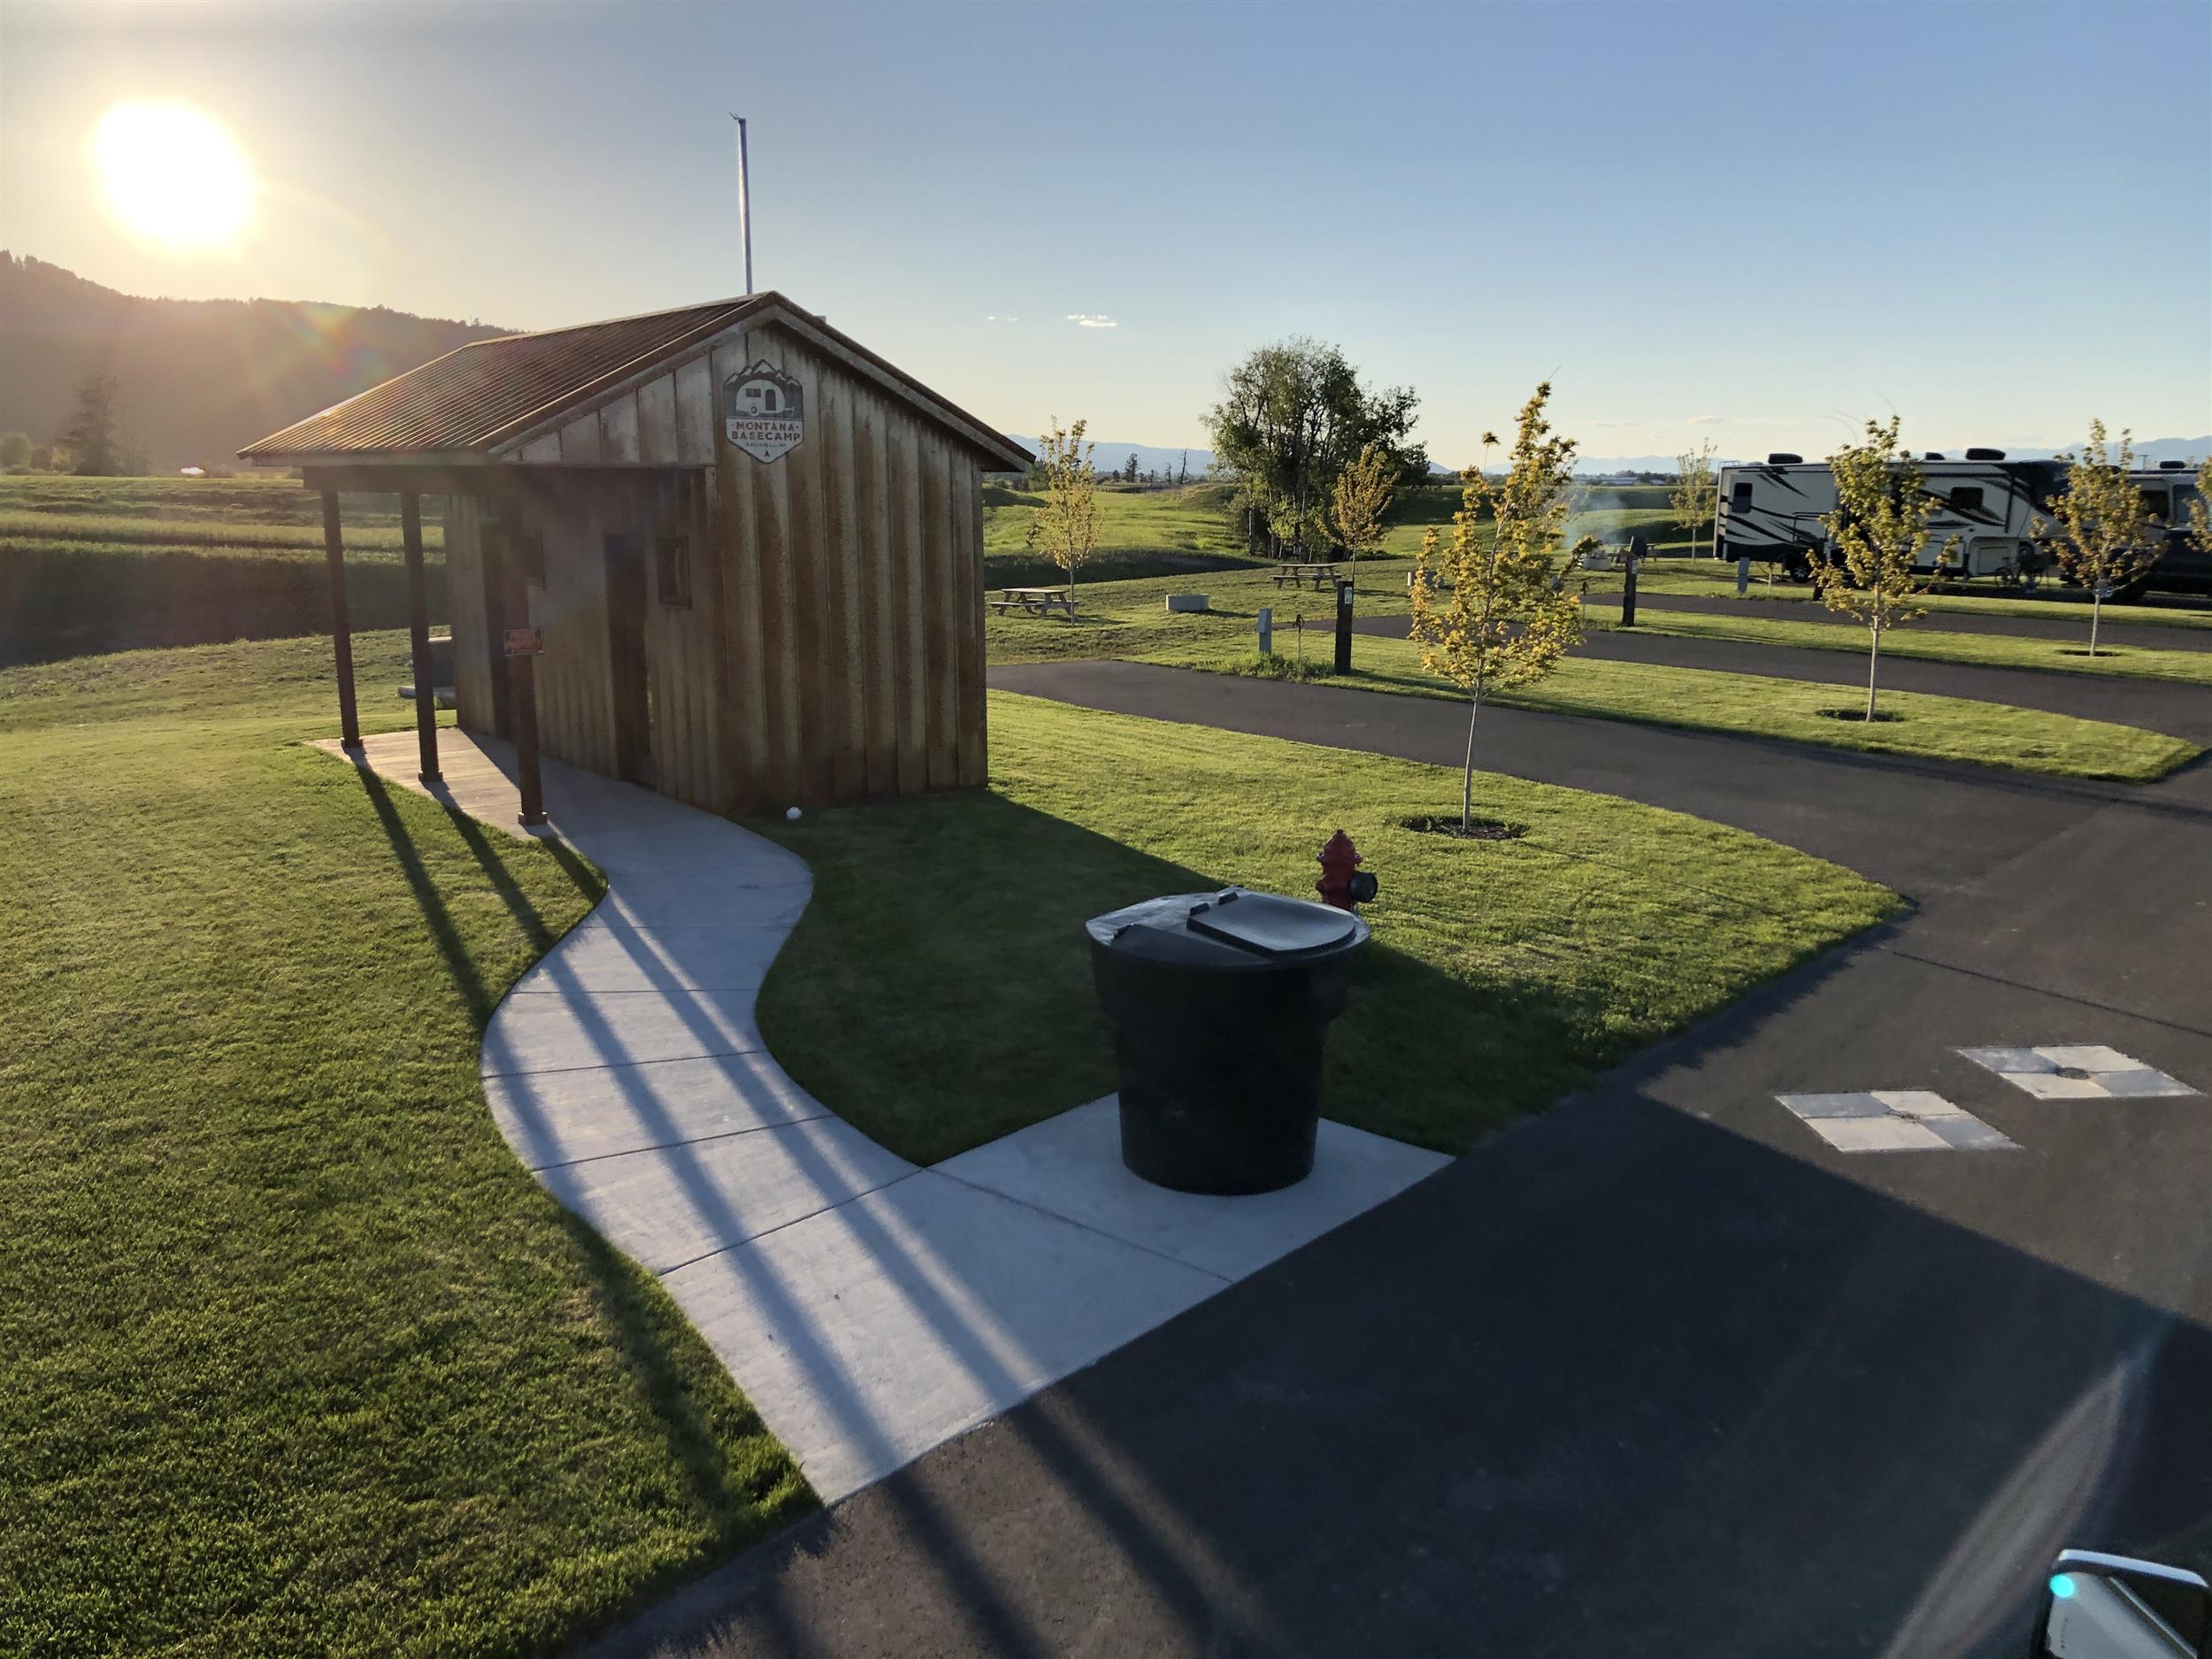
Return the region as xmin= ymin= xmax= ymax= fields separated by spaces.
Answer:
xmin=732 ymin=114 xmax=754 ymax=295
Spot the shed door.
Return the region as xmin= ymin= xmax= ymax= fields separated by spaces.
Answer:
xmin=603 ymin=532 xmax=656 ymax=787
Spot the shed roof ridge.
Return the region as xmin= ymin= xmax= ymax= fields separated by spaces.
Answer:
xmin=461 ymin=294 xmax=760 ymax=349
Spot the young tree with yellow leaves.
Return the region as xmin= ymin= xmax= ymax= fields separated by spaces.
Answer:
xmin=2037 ymin=421 xmax=2166 ymax=657
xmin=1671 ymin=440 xmax=1718 ymax=559
xmin=1328 ymin=442 xmax=1397 ymax=564
xmin=1025 ymin=418 xmax=1098 ymax=607
xmin=2185 ymin=457 xmax=2212 ymax=563
xmin=1409 ymin=383 xmax=1586 ymax=833
xmin=1816 ymin=417 xmax=1941 ymax=722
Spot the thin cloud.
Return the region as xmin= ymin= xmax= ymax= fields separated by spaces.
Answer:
xmin=1066 ymin=313 xmax=1118 ymax=329
xmin=984 ymin=314 xmax=1018 ymax=323
xmin=1686 ymin=414 xmax=1727 ymax=426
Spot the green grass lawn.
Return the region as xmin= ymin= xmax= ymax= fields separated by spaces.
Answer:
xmin=986 ymin=571 xmax=2200 ymax=780
xmin=1625 ymin=553 xmax=2212 ymax=629
xmin=752 ymin=692 xmax=1900 ymax=1165
xmin=1155 ymin=634 xmax=2200 ymax=783
xmin=1583 ymin=602 xmax=2212 ymax=686
xmin=0 ymin=633 xmax=808 ymax=1657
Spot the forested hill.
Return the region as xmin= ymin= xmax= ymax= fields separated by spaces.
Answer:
xmin=0 ymin=254 xmax=512 ymax=472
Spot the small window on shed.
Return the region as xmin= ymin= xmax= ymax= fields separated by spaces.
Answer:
xmin=519 ymin=528 xmax=547 ymax=587
xmin=1731 ymin=480 xmax=1755 ymax=506
xmin=656 ymin=535 xmax=692 ymax=608
xmin=1949 ymin=486 xmax=1985 ymax=512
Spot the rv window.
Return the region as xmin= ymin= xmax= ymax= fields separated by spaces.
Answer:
xmin=1731 ymin=480 xmax=1754 ymax=506
xmin=1948 ymin=487 xmax=1984 ymax=512
xmin=2139 ymin=488 xmax=2170 ymax=520
xmin=656 ymin=535 xmax=693 ymax=608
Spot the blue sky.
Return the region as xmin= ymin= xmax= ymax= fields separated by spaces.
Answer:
xmin=4 ymin=0 xmax=2208 ymax=465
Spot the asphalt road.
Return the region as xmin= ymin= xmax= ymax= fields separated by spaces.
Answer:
xmin=598 ymin=661 xmax=2212 ymax=1659
xmin=1623 ymin=588 xmax=2212 ymax=652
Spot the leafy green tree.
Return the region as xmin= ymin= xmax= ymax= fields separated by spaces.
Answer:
xmin=64 ymin=371 xmax=126 ymax=476
xmin=1409 ymin=383 xmax=1586 ymax=832
xmin=1122 ymin=452 xmax=1139 ymax=484
xmin=0 ymin=430 xmax=29 ymax=469
xmin=1815 ymin=417 xmax=1941 ymax=719
xmin=1671 ymin=439 xmax=1718 ymax=558
xmin=1203 ymin=338 xmax=1422 ymax=557
xmin=1025 ymin=419 xmax=1098 ymax=603
xmin=2036 ymin=421 xmax=2167 ymax=656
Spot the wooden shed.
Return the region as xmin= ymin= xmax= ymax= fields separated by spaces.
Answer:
xmin=241 ymin=292 xmax=1028 ymax=818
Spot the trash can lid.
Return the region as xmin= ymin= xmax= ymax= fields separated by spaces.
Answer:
xmin=1087 ymin=888 xmax=1367 ymax=968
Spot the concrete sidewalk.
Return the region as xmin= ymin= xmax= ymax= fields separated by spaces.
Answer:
xmin=323 ymin=730 xmax=1445 ymax=1502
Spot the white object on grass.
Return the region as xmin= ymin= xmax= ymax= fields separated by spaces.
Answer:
xmin=787 ymin=806 xmax=803 ymax=821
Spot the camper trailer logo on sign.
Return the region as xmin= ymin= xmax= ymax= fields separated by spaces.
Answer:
xmin=723 ymin=362 xmax=805 ymax=462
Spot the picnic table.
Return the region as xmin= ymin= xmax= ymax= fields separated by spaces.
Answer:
xmin=1272 ymin=562 xmax=1341 ymax=589
xmin=987 ymin=585 xmax=1077 ymax=618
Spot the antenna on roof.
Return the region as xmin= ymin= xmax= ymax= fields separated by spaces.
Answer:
xmin=730 ymin=113 xmax=754 ymax=296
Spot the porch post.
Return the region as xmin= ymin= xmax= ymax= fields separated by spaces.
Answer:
xmin=320 ymin=489 xmax=362 ymax=749
xmin=401 ymin=489 xmax=442 ymax=784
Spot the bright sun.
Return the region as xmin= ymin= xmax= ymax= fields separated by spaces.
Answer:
xmin=94 ymin=100 xmax=253 ymax=248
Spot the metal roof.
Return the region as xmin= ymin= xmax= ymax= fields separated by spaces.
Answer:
xmin=239 ymin=291 xmax=1028 ymax=470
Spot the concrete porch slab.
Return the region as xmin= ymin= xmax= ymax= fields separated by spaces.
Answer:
xmin=662 ymin=1170 xmax=1226 ymax=1502
xmin=933 ymin=1098 xmax=1450 ymax=1281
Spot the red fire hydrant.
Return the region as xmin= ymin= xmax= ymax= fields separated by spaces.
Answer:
xmin=1317 ymin=829 xmax=1378 ymax=911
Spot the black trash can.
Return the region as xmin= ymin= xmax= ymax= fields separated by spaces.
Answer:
xmin=1087 ymin=887 xmax=1371 ymax=1195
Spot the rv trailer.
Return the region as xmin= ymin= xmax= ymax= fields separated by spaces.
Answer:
xmin=1714 ymin=450 xmax=2209 ymax=596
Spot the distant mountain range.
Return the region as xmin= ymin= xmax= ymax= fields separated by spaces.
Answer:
xmin=0 ymin=254 xmax=511 ymax=472
xmin=1007 ymin=438 xmax=1216 ymax=478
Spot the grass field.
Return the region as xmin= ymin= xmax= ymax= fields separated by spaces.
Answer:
xmin=752 ymin=693 xmax=1900 ymax=1164
xmin=983 ymin=567 xmax=2199 ymax=779
xmin=0 ymin=632 xmax=807 ymax=1657
xmin=1152 ymin=634 xmax=2200 ymax=783
xmin=1583 ymin=602 xmax=2212 ymax=687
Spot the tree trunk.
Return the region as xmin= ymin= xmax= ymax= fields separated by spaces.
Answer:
xmin=1462 ymin=685 xmax=1484 ymax=831
xmin=1865 ymin=625 xmax=1882 ymax=721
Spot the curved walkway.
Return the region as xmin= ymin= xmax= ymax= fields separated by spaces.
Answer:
xmin=327 ymin=730 xmax=1443 ymax=1504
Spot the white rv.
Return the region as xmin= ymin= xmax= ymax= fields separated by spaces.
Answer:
xmin=1714 ymin=449 xmax=2068 ymax=581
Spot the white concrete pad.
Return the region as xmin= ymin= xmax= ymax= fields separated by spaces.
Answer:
xmin=2098 ymin=1069 xmax=2200 ymax=1099
xmin=485 ymin=1052 xmax=832 ymax=1171
xmin=509 ymin=923 xmax=787 ymax=995
xmin=933 ymin=1098 xmax=1449 ymax=1280
xmin=2005 ymin=1071 xmax=2114 ymax=1100
xmin=2033 ymin=1045 xmax=2139 ymax=1073
xmin=1872 ymin=1089 xmax=1967 ymax=1118
xmin=1924 ymin=1115 xmax=2020 ymax=1151
xmin=1806 ymin=1117 xmax=1953 ymax=1153
xmin=1957 ymin=1047 xmax=2055 ymax=1075
xmin=537 ymin=1116 xmax=916 ymax=1274
xmin=481 ymin=987 xmax=765 ymax=1076
xmin=1778 ymin=1092 xmax=1892 ymax=1120
xmin=661 ymin=1171 xmax=1225 ymax=1502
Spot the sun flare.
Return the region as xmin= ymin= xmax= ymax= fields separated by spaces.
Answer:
xmin=94 ymin=100 xmax=253 ymax=249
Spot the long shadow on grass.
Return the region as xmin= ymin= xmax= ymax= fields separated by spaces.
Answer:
xmin=355 ymin=765 xmax=493 ymax=1025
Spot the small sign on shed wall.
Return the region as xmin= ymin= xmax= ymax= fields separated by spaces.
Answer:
xmin=723 ymin=361 xmax=806 ymax=462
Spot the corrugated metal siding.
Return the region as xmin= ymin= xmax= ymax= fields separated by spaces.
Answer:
xmin=445 ymin=495 xmax=494 ymax=732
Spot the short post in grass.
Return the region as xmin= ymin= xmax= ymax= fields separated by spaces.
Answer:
xmin=1409 ymin=382 xmax=1586 ymax=833
xmin=1334 ymin=579 xmax=1354 ymax=673
xmin=1815 ymin=417 xmax=1941 ymax=722
xmin=1620 ymin=532 xmax=1646 ymax=627
xmin=2036 ymin=420 xmax=2166 ymax=657
xmin=1257 ymin=605 xmax=1272 ymax=657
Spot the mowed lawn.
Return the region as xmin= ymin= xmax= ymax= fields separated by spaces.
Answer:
xmin=1153 ymin=634 xmax=2202 ymax=783
xmin=0 ymin=634 xmax=808 ymax=1658
xmin=754 ymin=692 xmax=1900 ymax=1164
